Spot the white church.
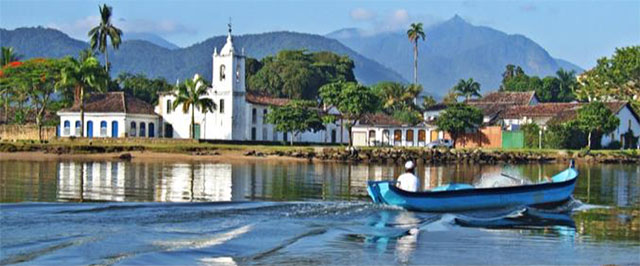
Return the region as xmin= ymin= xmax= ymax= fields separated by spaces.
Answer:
xmin=58 ymin=25 xmax=349 ymax=144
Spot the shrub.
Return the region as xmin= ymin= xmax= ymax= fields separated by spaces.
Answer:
xmin=521 ymin=123 xmax=540 ymax=148
xmin=605 ymin=140 xmax=622 ymax=149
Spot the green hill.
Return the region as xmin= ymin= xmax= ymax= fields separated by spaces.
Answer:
xmin=0 ymin=27 xmax=406 ymax=85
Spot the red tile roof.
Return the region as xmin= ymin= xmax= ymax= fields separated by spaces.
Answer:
xmin=502 ymin=103 xmax=581 ymax=119
xmin=467 ymin=91 xmax=537 ymax=105
xmin=245 ymin=92 xmax=290 ymax=106
xmin=59 ymin=92 xmax=157 ymax=115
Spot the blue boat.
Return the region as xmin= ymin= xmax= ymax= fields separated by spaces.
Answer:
xmin=367 ymin=163 xmax=578 ymax=212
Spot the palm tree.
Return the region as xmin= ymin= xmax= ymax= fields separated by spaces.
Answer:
xmin=452 ymin=78 xmax=481 ymax=101
xmin=555 ymin=68 xmax=577 ymax=102
xmin=172 ymin=75 xmax=216 ymax=139
xmin=375 ymin=82 xmax=422 ymax=113
xmin=60 ymin=55 xmax=108 ymax=137
xmin=1 ymin=47 xmax=22 ymax=67
xmin=88 ymin=4 xmax=123 ymax=73
xmin=407 ymin=23 xmax=426 ymax=86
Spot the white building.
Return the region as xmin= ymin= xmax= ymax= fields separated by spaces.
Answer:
xmin=351 ymin=113 xmax=443 ymax=147
xmin=501 ymin=101 xmax=640 ymax=148
xmin=57 ymin=92 xmax=160 ymax=138
xmin=155 ymin=26 xmax=348 ymax=144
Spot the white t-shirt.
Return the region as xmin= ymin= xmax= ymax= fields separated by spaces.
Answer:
xmin=397 ymin=172 xmax=420 ymax=192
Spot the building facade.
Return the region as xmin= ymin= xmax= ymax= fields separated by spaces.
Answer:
xmin=57 ymin=92 xmax=160 ymax=138
xmin=155 ymin=27 xmax=348 ymax=144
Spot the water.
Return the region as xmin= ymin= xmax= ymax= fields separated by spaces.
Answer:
xmin=1 ymin=159 xmax=639 ymax=265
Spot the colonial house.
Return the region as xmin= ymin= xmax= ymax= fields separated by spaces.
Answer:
xmin=57 ymin=92 xmax=159 ymax=138
xmin=351 ymin=113 xmax=442 ymax=147
xmin=465 ymin=91 xmax=539 ymax=126
xmin=501 ymin=101 xmax=640 ymax=147
xmin=155 ymin=26 xmax=348 ymax=144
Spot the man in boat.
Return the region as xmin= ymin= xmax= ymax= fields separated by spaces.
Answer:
xmin=396 ymin=161 xmax=420 ymax=192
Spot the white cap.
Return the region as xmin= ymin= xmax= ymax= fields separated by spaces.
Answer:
xmin=405 ymin=161 xmax=415 ymax=170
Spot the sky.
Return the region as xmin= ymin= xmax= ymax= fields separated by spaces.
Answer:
xmin=1 ymin=0 xmax=638 ymax=69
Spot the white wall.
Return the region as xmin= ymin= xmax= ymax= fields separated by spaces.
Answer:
xmin=601 ymin=105 xmax=640 ymax=147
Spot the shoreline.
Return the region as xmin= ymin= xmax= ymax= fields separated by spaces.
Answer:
xmin=0 ymin=140 xmax=638 ymax=164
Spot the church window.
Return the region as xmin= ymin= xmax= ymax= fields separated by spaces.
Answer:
xmin=252 ymin=108 xmax=257 ymax=124
xmin=63 ymin=120 xmax=70 ymax=135
xmin=236 ymin=70 xmax=240 ymax=83
xmin=220 ymin=65 xmax=226 ymax=81
xmin=166 ymin=99 xmax=172 ymax=114
xmin=263 ymin=109 xmax=268 ymax=122
xmin=220 ymin=99 xmax=225 ymax=113
xmin=130 ymin=122 xmax=137 ymax=137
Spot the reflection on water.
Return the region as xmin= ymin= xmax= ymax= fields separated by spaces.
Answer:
xmin=0 ymin=159 xmax=639 ymax=265
xmin=1 ymin=160 xmax=638 ymax=208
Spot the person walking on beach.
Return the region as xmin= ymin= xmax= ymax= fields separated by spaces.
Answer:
xmin=397 ymin=161 xmax=420 ymax=192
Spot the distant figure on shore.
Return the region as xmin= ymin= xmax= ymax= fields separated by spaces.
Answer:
xmin=397 ymin=161 xmax=420 ymax=192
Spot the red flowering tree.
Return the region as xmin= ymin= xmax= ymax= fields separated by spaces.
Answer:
xmin=1 ymin=58 xmax=65 ymax=140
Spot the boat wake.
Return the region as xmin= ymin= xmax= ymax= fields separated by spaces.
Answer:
xmin=0 ymin=198 xmax=590 ymax=265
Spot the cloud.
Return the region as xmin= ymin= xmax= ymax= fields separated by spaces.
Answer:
xmin=350 ymin=8 xmax=375 ymax=21
xmin=352 ymin=9 xmax=439 ymax=36
xmin=47 ymin=16 xmax=196 ymax=40
xmin=520 ymin=4 xmax=537 ymax=12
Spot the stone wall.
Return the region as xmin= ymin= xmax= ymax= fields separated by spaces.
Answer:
xmin=0 ymin=125 xmax=56 ymax=140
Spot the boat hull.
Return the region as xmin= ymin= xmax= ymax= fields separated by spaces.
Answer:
xmin=367 ymin=168 xmax=578 ymax=212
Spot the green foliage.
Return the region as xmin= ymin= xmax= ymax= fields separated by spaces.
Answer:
xmin=622 ymin=128 xmax=638 ymax=149
xmin=319 ymin=81 xmax=379 ymax=145
xmin=391 ymin=109 xmax=422 ymax=125
xmin=452 ymin=78 xmax=481 ymax=101
xmin=372 ymin=81 xmax=421 ymax=114
xmin=407 ymin=22 xmax=426 ymax=84
xmin=542 ymin=123 xmax=587 ymax=149
xmin=500 ymin=65 xmax=576 ymax=102
xmin=421 ymin=95 xmax=437 ymax=110
xmin=265 ymin=100 xmax=326 ymax=145
xmin=520 ymin=123 xmax=541 ymax=148
xmin=605 ymin=140 xmax=622 ymax=150
xmin=1 ymin=47 xmax=22 ymax=67
xmin=576 ymin=46 xmax=640 ymax=112
xmin=1 ymin=58 xmax=66 ymax=139
xmin=247 ymin=50 xmax=356 ymax=99
xmin=88 ymin=4 xmax=122 ymax=72
xmin=576 ymin=102 xmax=620 ymax=148
xmin=172 ymin=75 xmax=216 ymax=139
xmin=435 ymin=103 xmax=483 ymax=147
xmin=114 ymin=73 xmax=173 ymax=105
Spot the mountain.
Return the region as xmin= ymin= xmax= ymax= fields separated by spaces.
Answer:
xmin=554 ymin=58 xmax=584 ymax=73
xmin=123 ymin=32 xmax=180 ymax=50
xmin=327 ymin=15 xmax=584 ymax=97
xmin=0 ymin=27 xmax=406 ymax=86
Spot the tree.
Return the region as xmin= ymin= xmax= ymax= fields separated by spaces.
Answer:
xmin=60 ymin=55 xmax=109 ymax=137
xmin=576 ymin=46 xmax=640 ymax=112
xmin=372 ymin=82 xmax=421 ymax=113
xmin=265 ymin=100 xmax=326 ymax=145
xmin=421 ymin=95 xmax=437 ymax=110
xmin=442 ymin=90 xmax=459 ymax=104
xmin=88 ymin=4 xmax=123 ymax=73
xmin=452 ymin=78 xmax=481 ymax=101
xmin=555 ymin=68 xmax=577 ymax=102
xmin=407 ymin=22 xmax=426 ymax=88
xmin=407 ymin=23 xmax=426 ymax=104
xmin=435 ymin=103 xmax=483 ymax=148
xmin=172 ymin=75 xmax=216 ymax=139
xmin=246 ymin=50 xmax=356 ymax=99
xmin=1 ymin=47 xmax=22 ymax=67
xmin=1 ymin=58 xmax=65 ymax=140
xmin=319 ymin=81 xmax=379 ymax=146
xmin=115 ymin=72 xmax=173 ymax=105
xmin=576 ymin=102 xmax=620 ymax=149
